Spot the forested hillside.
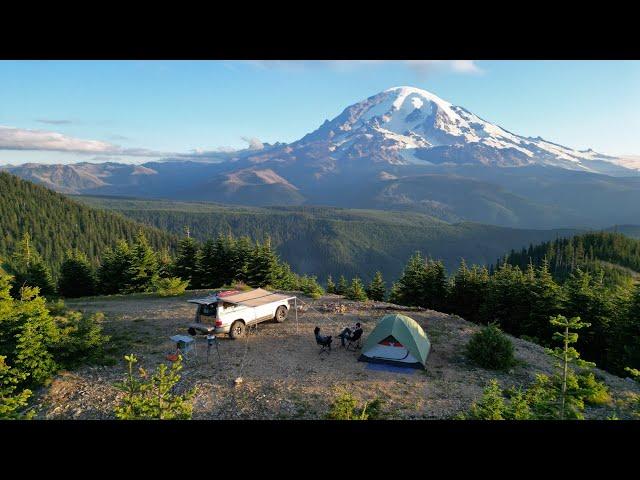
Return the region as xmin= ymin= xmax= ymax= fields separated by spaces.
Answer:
xmin=74 ymin=195 xmax=582 ymax=282
xmin=0 ymin=173 xmax=177 ymax=276
xmin=504 ymin=232 xmax=640 ymax=286
xmin=389 ymin=252 xmax=640 ymax=376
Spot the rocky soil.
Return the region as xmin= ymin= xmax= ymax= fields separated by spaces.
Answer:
xmin=30 ymin=291 xmax=640 ymax=420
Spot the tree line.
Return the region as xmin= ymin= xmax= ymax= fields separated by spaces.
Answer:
xmin=503 ymin=231 xmax=640 ymax=287
xmin=0 ymin=230 xmax=326 ymax=299
xmin=0 ymin=172 xmax=176 ymax=277
xmin=387 ymin=252 xmax=640 ymax=377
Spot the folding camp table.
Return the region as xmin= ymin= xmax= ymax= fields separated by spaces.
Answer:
xmin=170 ymin=335 xmax=197 ymax=363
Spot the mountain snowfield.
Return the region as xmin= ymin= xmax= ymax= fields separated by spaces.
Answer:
xmin=294 ymin=86 xmax=629 ymax=173
xmin=4 ymin=85 xmax=640 ymax=229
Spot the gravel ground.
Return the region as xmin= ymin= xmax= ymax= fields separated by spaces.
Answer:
xmin=30 ymin=291 xmax=640 ymax=420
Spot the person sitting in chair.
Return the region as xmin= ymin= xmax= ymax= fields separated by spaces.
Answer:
xmin=314 ymin=326 xmax=332 ymax=347
xmin=337 ymin=322 xmax=363 ymax=347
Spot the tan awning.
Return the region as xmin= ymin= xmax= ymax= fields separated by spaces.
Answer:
xmin=221 ymin=288 xmax=294 ymax=307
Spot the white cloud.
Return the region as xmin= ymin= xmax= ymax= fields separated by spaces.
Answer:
xmin=0 ymin=126 xmax=162 ymax=157
xmin=245 ymin=60 xmax=482 ymax=76
xmin=241 ymin=136 xmax=264 ymax=150
xmin=35 ymin=118 xmax=75 ymax=125
xmin=405 ymin=60 xmax=482 ymax=76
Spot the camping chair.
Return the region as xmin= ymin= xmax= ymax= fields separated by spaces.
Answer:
xmin=314 ymin=328 xmax=333 ymax=355
xmin=346 ymin=329 xmax=363 ymax=351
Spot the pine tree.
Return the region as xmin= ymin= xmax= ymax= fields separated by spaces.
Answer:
xmin=346 ymin=277 xmax=368 ymax=302
xmin=463 ymin=379 xmax=506 ymax=420
xmin=563 ymin=267 xmax=617 ymax=367
xmin=214 ymin=234 xmax=235 ymax=286
xmin=326 ymin=275 xmax=336 ymax=294
xmin=172 ymin=236 xmax=201 ymax=289
xmin=523 ymin=260 xmax=564 ymax=342
xmin=58 ymin=250 xmax=97 ymax=298
xmin=233 ymin=236 xmax=253 ymax=283
xmin=366 ymin=271 xmax=386 ymax=301
xmin=114 ymin=354 xmax=196 ymax=420
xmin=546 ymin=315 xmax=595 ymax=420
xmin=481 ymin=263 xmax=528 ymax=334
xmin=126 ymin=231 xmax=159 ymax=293
xmin=7 ymin=232 xmax=55 ymax=297
xmin=336 ymin=275 xmax=348 ymax=296
xmin=246 ymin=237 xmax=280 ymax=288
xmin=619 ymin=284 xmax=640 ymax=372
xmin=98 ymin=240 xmax=133 ymax=295
xmin=156 ymin=247 xmax=173 ymax=279
xmin=23 ymin=260 xmax=56 ymax=297
xmin=11 ymin=286 xmax=59 ymax=386
xmin=272 ymin=262 xmax=298 ymax=291
xmin=0 ymin=355 xmax=32 ymax=419
xmin=198 ymin=239 xmax=217 ymax=288
xmin=390 ymin=252 xmax=428 ymax=306
xmin=448 ymin=260 xmax=489 ymax=323
xmin=299 ymin=275 xmax=324 ymax=299
xmin=423 ymin=259 xmax=448 ymax=311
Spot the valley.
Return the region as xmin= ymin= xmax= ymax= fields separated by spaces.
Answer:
xmin=73 ymin=194 xmax=584 ymax=280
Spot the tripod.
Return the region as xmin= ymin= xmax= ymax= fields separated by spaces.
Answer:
xmin=206 ymin=334 xmax=221 ymax=363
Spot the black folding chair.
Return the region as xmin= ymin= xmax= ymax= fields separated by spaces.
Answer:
xmin=316 ymin=334 xmax=333 ymax=355
xmin=346 ymin=329 xmax=363 ymax=351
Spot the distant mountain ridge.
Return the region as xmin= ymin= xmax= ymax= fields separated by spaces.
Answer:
xmin=4 ymin=86 xmax=640 ymax=229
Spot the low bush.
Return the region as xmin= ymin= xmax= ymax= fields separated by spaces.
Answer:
xmin=465 ymin=323 xmax=516 ymax=371
xmin=154 ymin=277 xmax=189 ymax=297
xmin=114 ymin=354 xmax=196 ymax=420
xmin=51 ymin=310 xmax=110 ymax=368
xmin=459 ymin=379 xmax=532 ymax=420
xmin=577 ymin=372 xmax=611 ymax=406
xmin=345 ymin=277 xmax=368 ymax=302
xmin=299 ymin=275 xmax=324 ymax=299
xmin=326 ymin=389 xmax=384 ymax=420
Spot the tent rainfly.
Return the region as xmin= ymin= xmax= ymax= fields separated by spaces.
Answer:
xmin=358 ymin=314 xmax=431 ymax=369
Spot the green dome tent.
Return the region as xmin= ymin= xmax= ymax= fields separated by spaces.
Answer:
xmin=358 ymin=314 xmax=430 ymax=369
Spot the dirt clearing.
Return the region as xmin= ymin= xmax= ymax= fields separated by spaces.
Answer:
xmin=31 ymin=291 xmax=640 ymax=419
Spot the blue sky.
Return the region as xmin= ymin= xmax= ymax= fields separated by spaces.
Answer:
xmin=1 ymin=60 xmax=639 ymax=164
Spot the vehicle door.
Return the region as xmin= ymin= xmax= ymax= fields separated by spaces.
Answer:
xmin=221 ymin=301 xmax=255 ymax=325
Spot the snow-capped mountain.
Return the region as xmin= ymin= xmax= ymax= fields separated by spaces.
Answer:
xmin=5 ymin=85 xmax=640 ymax=229
xmin=260 ymin=86 xmax=627 ymax=175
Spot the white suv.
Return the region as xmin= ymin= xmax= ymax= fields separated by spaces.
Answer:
xmin=187 ymin=288 xmax=294 ymax=339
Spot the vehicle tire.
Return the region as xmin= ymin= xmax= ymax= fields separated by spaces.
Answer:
xmin=274 ymin=305 xmax=288 ymax=323
xmin=229 ymin=320 xmax=246 ymax=339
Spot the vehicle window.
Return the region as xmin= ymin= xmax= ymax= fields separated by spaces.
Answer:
xmin=200 ymin=304 xmax=217 ymax=316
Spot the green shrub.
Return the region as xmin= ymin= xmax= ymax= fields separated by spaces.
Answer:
xmin=51 ymin=310 xmax=110 ymax=368
xmin=154 ymin=277 xmax=189 ymax=297
xmin=0 ymin=355 xmax=32 ymax=419
xmin=326 ymin=390 xmax=359 ymax=420
xmin=0 ymin=274 xmax=109 ymax=393
xmin=299 ymin=275 xmax=324 ymax=299
xmin=577 ymin=372 xmax=611 ymax=406
xmin=345 ymin=277 xmax=368 ymax=302
xmin=114 ymin=354 xmax=196 ymax=420
xmin=465 ymin=323 xmax=516 ymax=371
xmin=326 ymin=389 xmax=384 ymax=420
xmin=459 ymin=379 xmax=533 ymax=420
xmin=362 ymin=397 xmax=386 ymax=420
xmin=58 ymin=250 xmax=97 ymax=298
